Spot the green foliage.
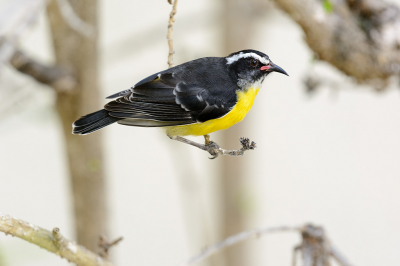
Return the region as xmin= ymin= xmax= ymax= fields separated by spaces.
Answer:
xmin=322 ymin=0 xmax=333 ymax=13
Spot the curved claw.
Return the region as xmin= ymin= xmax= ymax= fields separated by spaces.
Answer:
xmin=206 ymin=141 xmax=221 ymax=159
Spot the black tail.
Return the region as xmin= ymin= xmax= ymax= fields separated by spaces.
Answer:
xmin=72 ymin=109 xmax=120 ymax=135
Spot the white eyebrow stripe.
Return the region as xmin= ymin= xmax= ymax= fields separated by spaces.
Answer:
xmin=226 ymin=52 xmax=270 ymax=65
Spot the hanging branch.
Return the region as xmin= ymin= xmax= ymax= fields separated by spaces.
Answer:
xmin=0 ymin=214 xmax=114 ymax=266
xmin=167 ymin=0 xmax=178 ymax=68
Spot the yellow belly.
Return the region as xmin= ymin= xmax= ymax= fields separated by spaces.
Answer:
xmin=166 ymin=87 xmax=259 ymax=137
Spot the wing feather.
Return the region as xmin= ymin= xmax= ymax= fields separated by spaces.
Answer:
xmin=104 ymin=58 xmax=239 ymax=127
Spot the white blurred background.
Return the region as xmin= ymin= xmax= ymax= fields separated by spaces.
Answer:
xmin=1 ymin=0 xmax=400 ymax=266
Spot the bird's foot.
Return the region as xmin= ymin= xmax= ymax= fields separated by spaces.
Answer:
xmin=205 ymin=141 xmax=222 ymax=159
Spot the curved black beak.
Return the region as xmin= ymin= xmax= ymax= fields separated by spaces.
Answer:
xmin=270 ymin=62 xmax=289 ymax=76
xmin=263 ymin=62 xmax=289 ymax=76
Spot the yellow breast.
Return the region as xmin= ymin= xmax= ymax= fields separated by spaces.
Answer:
xmin=166 ymin=87 xmax=260 ymax=137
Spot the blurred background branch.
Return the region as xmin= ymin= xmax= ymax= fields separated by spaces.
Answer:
xmin=10 ymin=49 xmax=76 ymax=92
xmin=180 ymin=225 xmax=297 ymax=266
xmin=0 ymin=214 xmax=114 ymax=266
xmin=181 ymin=224 xmax=353 ymax=266
xmin=272 ymin=0 xmax=400 ymax=89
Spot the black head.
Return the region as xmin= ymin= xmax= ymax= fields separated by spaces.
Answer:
xmin=225 ymin=49 xmax=288 ymax=89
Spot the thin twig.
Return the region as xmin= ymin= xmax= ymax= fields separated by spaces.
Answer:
xmin=99 ymin=235 xmax=123 ymax=260
xmin=55 ymin=0 xmax=96 ymax=38
xmin=0 ymin=213 xmax=114 ymax=266
xmin=179 ymin=226 xmax=298 ymax=266
xmin=167 ymin=0 xmax=178 ymax=68
xmin=171 ymin=136 xmax=257 ymax=159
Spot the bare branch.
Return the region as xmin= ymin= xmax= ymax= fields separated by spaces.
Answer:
xmin=55 ymin=0 xmax=96 ymax=38
xmin=179 ymin=226 xmax=298 ymax=266
xmin=0 ymin=213 xmax=114 ymax=266
xmin=167 ymin=0 xmax=178 ymax=68
xmin=180 ymin=224 xmax=353 ymax=266
xmin=272 ymin=0 xmax=400 ymax=88
xmin=10 ymin=50 xmax=77 ymax=92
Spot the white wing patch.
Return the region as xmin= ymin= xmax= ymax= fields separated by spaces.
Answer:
xmin=226 ymin=52 xmax=270 ymax=65
xmin=173 ymin=83 xmax=191 ymax=111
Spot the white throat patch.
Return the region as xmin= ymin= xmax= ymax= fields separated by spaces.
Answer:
xmin=226 ymin=52 xmax=270 ymax=65
xmin=238 ymin=76 xmax=265 ymax=90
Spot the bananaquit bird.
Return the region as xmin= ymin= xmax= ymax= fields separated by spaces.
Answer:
xmin=72 ymin=49 xmax=288 ymax=158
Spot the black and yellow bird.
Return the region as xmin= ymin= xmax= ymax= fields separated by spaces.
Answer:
xmin=72 ymin=49 xmax=288 ymax=156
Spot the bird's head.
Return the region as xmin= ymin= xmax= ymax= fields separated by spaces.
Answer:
xmin=225 ymin=49 xmax=288 ymax=90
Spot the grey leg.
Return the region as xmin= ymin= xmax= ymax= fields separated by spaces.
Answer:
xmin=170 ymin=136 xmax=209 ymax=151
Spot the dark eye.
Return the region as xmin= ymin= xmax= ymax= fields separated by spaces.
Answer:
xmin=250 ymin=59 xmax=258 ymax=66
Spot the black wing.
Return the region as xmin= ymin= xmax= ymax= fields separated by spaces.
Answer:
xmin=104 ymin=57 xmax=238 ymax=127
